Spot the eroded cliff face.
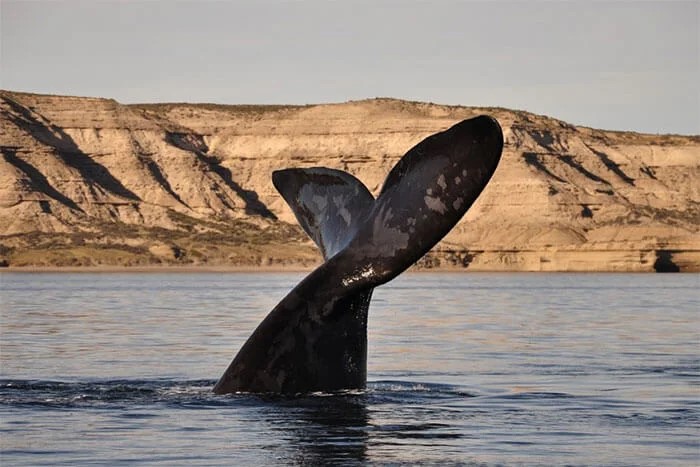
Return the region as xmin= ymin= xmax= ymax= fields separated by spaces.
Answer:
xmin=1 ymin=90 xmax=698 ymax=271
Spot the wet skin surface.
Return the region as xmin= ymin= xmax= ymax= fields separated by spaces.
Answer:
xmin=214 ymin=116 xmax=504 ymax=395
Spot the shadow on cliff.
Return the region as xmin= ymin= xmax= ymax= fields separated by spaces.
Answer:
xmin=526 ymin=128 xmax=635 ymax=188
xmin=584 ymin=143 xmax=635 ymax=185
xmin=165 ymin=132 xmax=277 ymax=220
xmin=208 ymin=160 xmax=278 ymax=220
xmin=143 ymin=156 xmax=190 ymax=208
xmin=3 ymin=96 xmax=140 ymax=202
xmin=522 ymin=152 xmax=567 ymax=183
xmin=654 ymin=250 xmax=680 ymax=273
xmin=1 ymin=147 xmax=84 ymax=213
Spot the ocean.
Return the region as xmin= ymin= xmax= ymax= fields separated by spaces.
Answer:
xmin=1 ymin=272 xmax=698 ymax=465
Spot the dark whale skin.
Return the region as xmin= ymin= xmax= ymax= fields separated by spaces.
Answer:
xmin=213 ymin=116 xmax=503 ymax=395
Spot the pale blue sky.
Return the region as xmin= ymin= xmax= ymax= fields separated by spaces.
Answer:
xmin=1 ymin=0 xmax=698 ymax=134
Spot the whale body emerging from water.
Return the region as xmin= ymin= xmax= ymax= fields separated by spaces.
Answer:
xmin=213 ymin=116 xmax=504 ymax=395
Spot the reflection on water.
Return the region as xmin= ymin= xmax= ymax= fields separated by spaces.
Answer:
xmin=1 ymin=272 xmax=698 ymax=465
xmin=272 ymin=393 xmax=370 ymax=465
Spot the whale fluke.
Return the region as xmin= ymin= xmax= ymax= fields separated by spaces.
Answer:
xmin=213 ymin=115 xmax=503 ymax=395
xmin=272 ymin=167 xmax=375 ymax=259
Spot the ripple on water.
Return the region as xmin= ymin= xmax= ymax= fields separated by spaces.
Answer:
xmin=1 ymin=272 xmax=698 ymax=465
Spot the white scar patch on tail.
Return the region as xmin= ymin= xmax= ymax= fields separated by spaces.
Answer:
xmin=312 ymin=195 xmax=328 ymax=211
xmin=424 ymin=195 xmax=447 ymax=214
xmin=437 ymin=174 xmax=447 ymax=190
xmin=333 ymin=195 xmax=352 ymax=225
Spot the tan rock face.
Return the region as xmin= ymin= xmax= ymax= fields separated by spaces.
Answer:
xmin=1 ymin=90 xmax=698 ymax=271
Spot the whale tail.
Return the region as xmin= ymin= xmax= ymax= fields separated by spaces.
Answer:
xmin=213 ymin=116 xmax=503 ymax=394
xmin=272 ymin=167 xmax=375 ymax=260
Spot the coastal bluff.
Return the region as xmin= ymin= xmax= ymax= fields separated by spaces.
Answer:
xmin=1 ymin=90 xmax=698 ymax=271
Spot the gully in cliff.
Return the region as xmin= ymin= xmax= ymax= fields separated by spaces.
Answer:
xmin=214 ymin=116 xmax=504 ymax=395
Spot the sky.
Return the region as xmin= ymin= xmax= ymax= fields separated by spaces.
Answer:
xmin=1 ymin=0 xmax=698 ymax=134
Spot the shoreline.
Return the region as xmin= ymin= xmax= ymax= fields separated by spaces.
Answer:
xmin=0 ymin=265 xmax=314 ymax=273
xmin=0 ymin=265 xmax=681 ymax=274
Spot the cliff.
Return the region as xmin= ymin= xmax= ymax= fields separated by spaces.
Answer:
xmin=1 ymin=90 xmax=698 ymax=271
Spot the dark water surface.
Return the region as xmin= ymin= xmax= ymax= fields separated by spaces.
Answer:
xmin=1 ymin=272 xmax=698 ymax=465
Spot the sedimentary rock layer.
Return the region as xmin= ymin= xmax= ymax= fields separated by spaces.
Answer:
xmin=1 ymin=90 xmax=697 ymax=271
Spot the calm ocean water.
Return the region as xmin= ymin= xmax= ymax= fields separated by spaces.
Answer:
xmin=0 ymin=272 xmax=698 ymax=466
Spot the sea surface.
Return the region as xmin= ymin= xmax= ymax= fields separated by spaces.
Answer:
xmin=0 ymin=272 xmax=698 ymax=466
